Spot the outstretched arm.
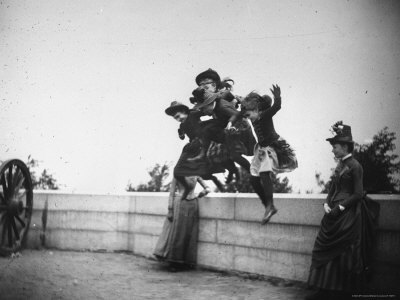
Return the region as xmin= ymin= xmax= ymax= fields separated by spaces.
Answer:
xmin=259 ymin=84 xmax=282 ymax=118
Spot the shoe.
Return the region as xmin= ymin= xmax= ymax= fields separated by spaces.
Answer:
xmin=261 ymin=207 xmax=278 ymax=225
xmin=226 ymin=172 xmax=234 ymax=184
xmin=198 ymin=187 xmax=211 ymax=198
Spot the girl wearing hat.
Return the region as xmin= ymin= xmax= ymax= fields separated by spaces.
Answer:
xmin=165 ymin=101 xmax=238 ymax=196
xmin=188 ymin=89 xmax=255 ymax=174
xmin=241 ymin=84 xmax=297 ymax=225
xmin=195 ymin=68 xmax=234 ymax=94
xmin=306 ymin=121 xmax=366 ymax=299
xmin=194 ymin=68 xmax=241 ymax=108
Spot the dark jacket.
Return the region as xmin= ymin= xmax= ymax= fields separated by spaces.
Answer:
xmin=212 ymin=98 xmax=240 ymax=127
xmin=178 ymin=110 xmax=203 ymax=142
xmin=327 ymin=156 xmax=364 ymax=209
xmin=251 ymin=96 xmax=281 ymax=147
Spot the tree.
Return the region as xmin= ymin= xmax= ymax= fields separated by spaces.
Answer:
xmin=224 ymin=166 xmax=293 ymax=193
xmin=26 ymin=155 xmax=59 ymax=190
xmin=316 ymin=127 xmax=400 ymax=194
xmin=315 ymin=172 xmax=330 ymax=193
xmin=126 ymin=162 xmax=171 ymax=192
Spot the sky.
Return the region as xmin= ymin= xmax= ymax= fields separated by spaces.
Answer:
xmin=1 ymin=0 xmax=399 ymax=193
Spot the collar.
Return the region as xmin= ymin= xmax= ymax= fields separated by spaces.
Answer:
xmin=341 ymin=153 xmax=352 ymax=161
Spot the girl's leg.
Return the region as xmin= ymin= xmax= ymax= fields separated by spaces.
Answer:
xmin=259 ymin=172 xmax=273 ymax=210
xmin=249 ymin=175 xmax=266 ymax=207
xmin=197 ymin=177 xmax=211 ymax=197
xmin=250 ymin=175 xmax=272 ymax=225
xmin=201 ymin=174 xmax=224 ymax=192
xmin=225 ymin=160 xmax=239 ymax=184
xmin=211 ymin=176 xmax=225 ymax=192
xmin=259 ymin=171 xmax=277 ymax=224
xmin=232 ymin=155 xmax=250 ymax=173
xmin=187 ymin=138 xmax=210 ymax=161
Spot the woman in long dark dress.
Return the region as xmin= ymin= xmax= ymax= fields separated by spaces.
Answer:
xmin=306 ymin=122 xmax=365 ymax=299
xmin=153 ymin=176 xmax=208 ymax=271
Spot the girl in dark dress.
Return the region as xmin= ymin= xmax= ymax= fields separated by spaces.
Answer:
xmin=306 ymin=122 xmax=366 ymax=300
xmin=165 ymin=101 xmax=238 ymax=198
xmin=241 ymin=85 xmax=297 ymax=224
xmin=187 ymin=89 xmax=256 ymax=173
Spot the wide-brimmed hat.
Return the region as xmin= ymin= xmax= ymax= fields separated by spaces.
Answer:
xmin=165 ymin=101 xmax=189 ymax=116
xmin=326 ymin=121 xmax=354 ymax=144
xmin=192 ymin=89 xmax=219 ymax=110
xmin=195 ymin=68 xmax=221 ymax=86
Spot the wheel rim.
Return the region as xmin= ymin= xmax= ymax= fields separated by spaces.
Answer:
xmin=0 ymin=159 xmax=33 ymax=254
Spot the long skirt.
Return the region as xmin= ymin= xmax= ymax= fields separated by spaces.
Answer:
xmin=153 ymin=197 xmax=199 ymax=266
xmin=308 ymin=197 xmax=380 ymax=292
xmin=201 ymin=118 xmax=256 ymax=159
xmin=174 ymin=139 xmax=225 ymax=177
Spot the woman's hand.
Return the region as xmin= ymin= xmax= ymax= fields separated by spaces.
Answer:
xmin=323 ymin=203 xmax=331 ymax=214
xmin=270 ymin=84 xmax=281 ymax=99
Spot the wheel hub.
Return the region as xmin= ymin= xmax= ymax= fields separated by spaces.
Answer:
xmin=7 ymin=198 xmax=23 ymax=216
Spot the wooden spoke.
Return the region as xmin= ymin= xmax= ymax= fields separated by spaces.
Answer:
xmin=7 ymin=165 xmax=13 ymax=192
xmin=18 ymin=190 xmax=27 ymax=201
xmin=12 ymin=167 xmax=24 ymax=195
xmin=0 ymin=212 xmax=6 ymax=225
xmin=7 ymin=217 xmax=12 ymax=247
xmin=0 ymin=193 xmax=5 ymax=205
xmin=12 ymin=166 xmax=20 ymax=186
xmin=1 ymin=175 xmax=8 ymax=200
xmin=1 ymin=217 xmax=7 ymax=245
xmin=15 ymin=215 xmax=26 ymax=228
xmin=15 ymin=176 xmax=25 ymax=196
xmin=10 ymin=217 xmax=19 ymax=241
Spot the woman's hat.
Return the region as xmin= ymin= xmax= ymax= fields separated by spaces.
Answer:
xmin=165 ymin=101 xmax=189 ymax=116
xmin=195 ymin=68 xmax=221 ymax=85
xmin=326 ymin=121 xmax=354 ymax=143
xmin=192 ymin=89 xmax=219 ymax=110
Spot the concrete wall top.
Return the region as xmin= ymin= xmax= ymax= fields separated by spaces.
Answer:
xmin=32 ymin=191 xmax=400 ymax=231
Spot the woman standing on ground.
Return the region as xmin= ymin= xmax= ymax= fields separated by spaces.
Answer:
xmin=153 ymin=176 xmax=209 ymax=271
xmin=306 ymin=121 xmax=367 ymax=300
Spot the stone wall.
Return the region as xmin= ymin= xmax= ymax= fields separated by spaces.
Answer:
xmin=27 ymin=191 xmax=400 ymax=292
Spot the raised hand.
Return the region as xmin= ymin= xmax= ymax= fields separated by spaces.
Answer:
xmin=270 ymin=84 xmax=281 ymax=99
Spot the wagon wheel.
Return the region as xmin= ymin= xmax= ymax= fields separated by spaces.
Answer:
xmin=0 ymin=159 xmax=33 ymax=256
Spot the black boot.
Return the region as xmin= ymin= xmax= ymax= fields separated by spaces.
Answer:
xmin=261 ymin=205 xmax=278 ymax=225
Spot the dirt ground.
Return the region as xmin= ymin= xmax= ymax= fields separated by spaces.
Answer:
xmin=0 ymin=249 xmax=310 ymax=300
